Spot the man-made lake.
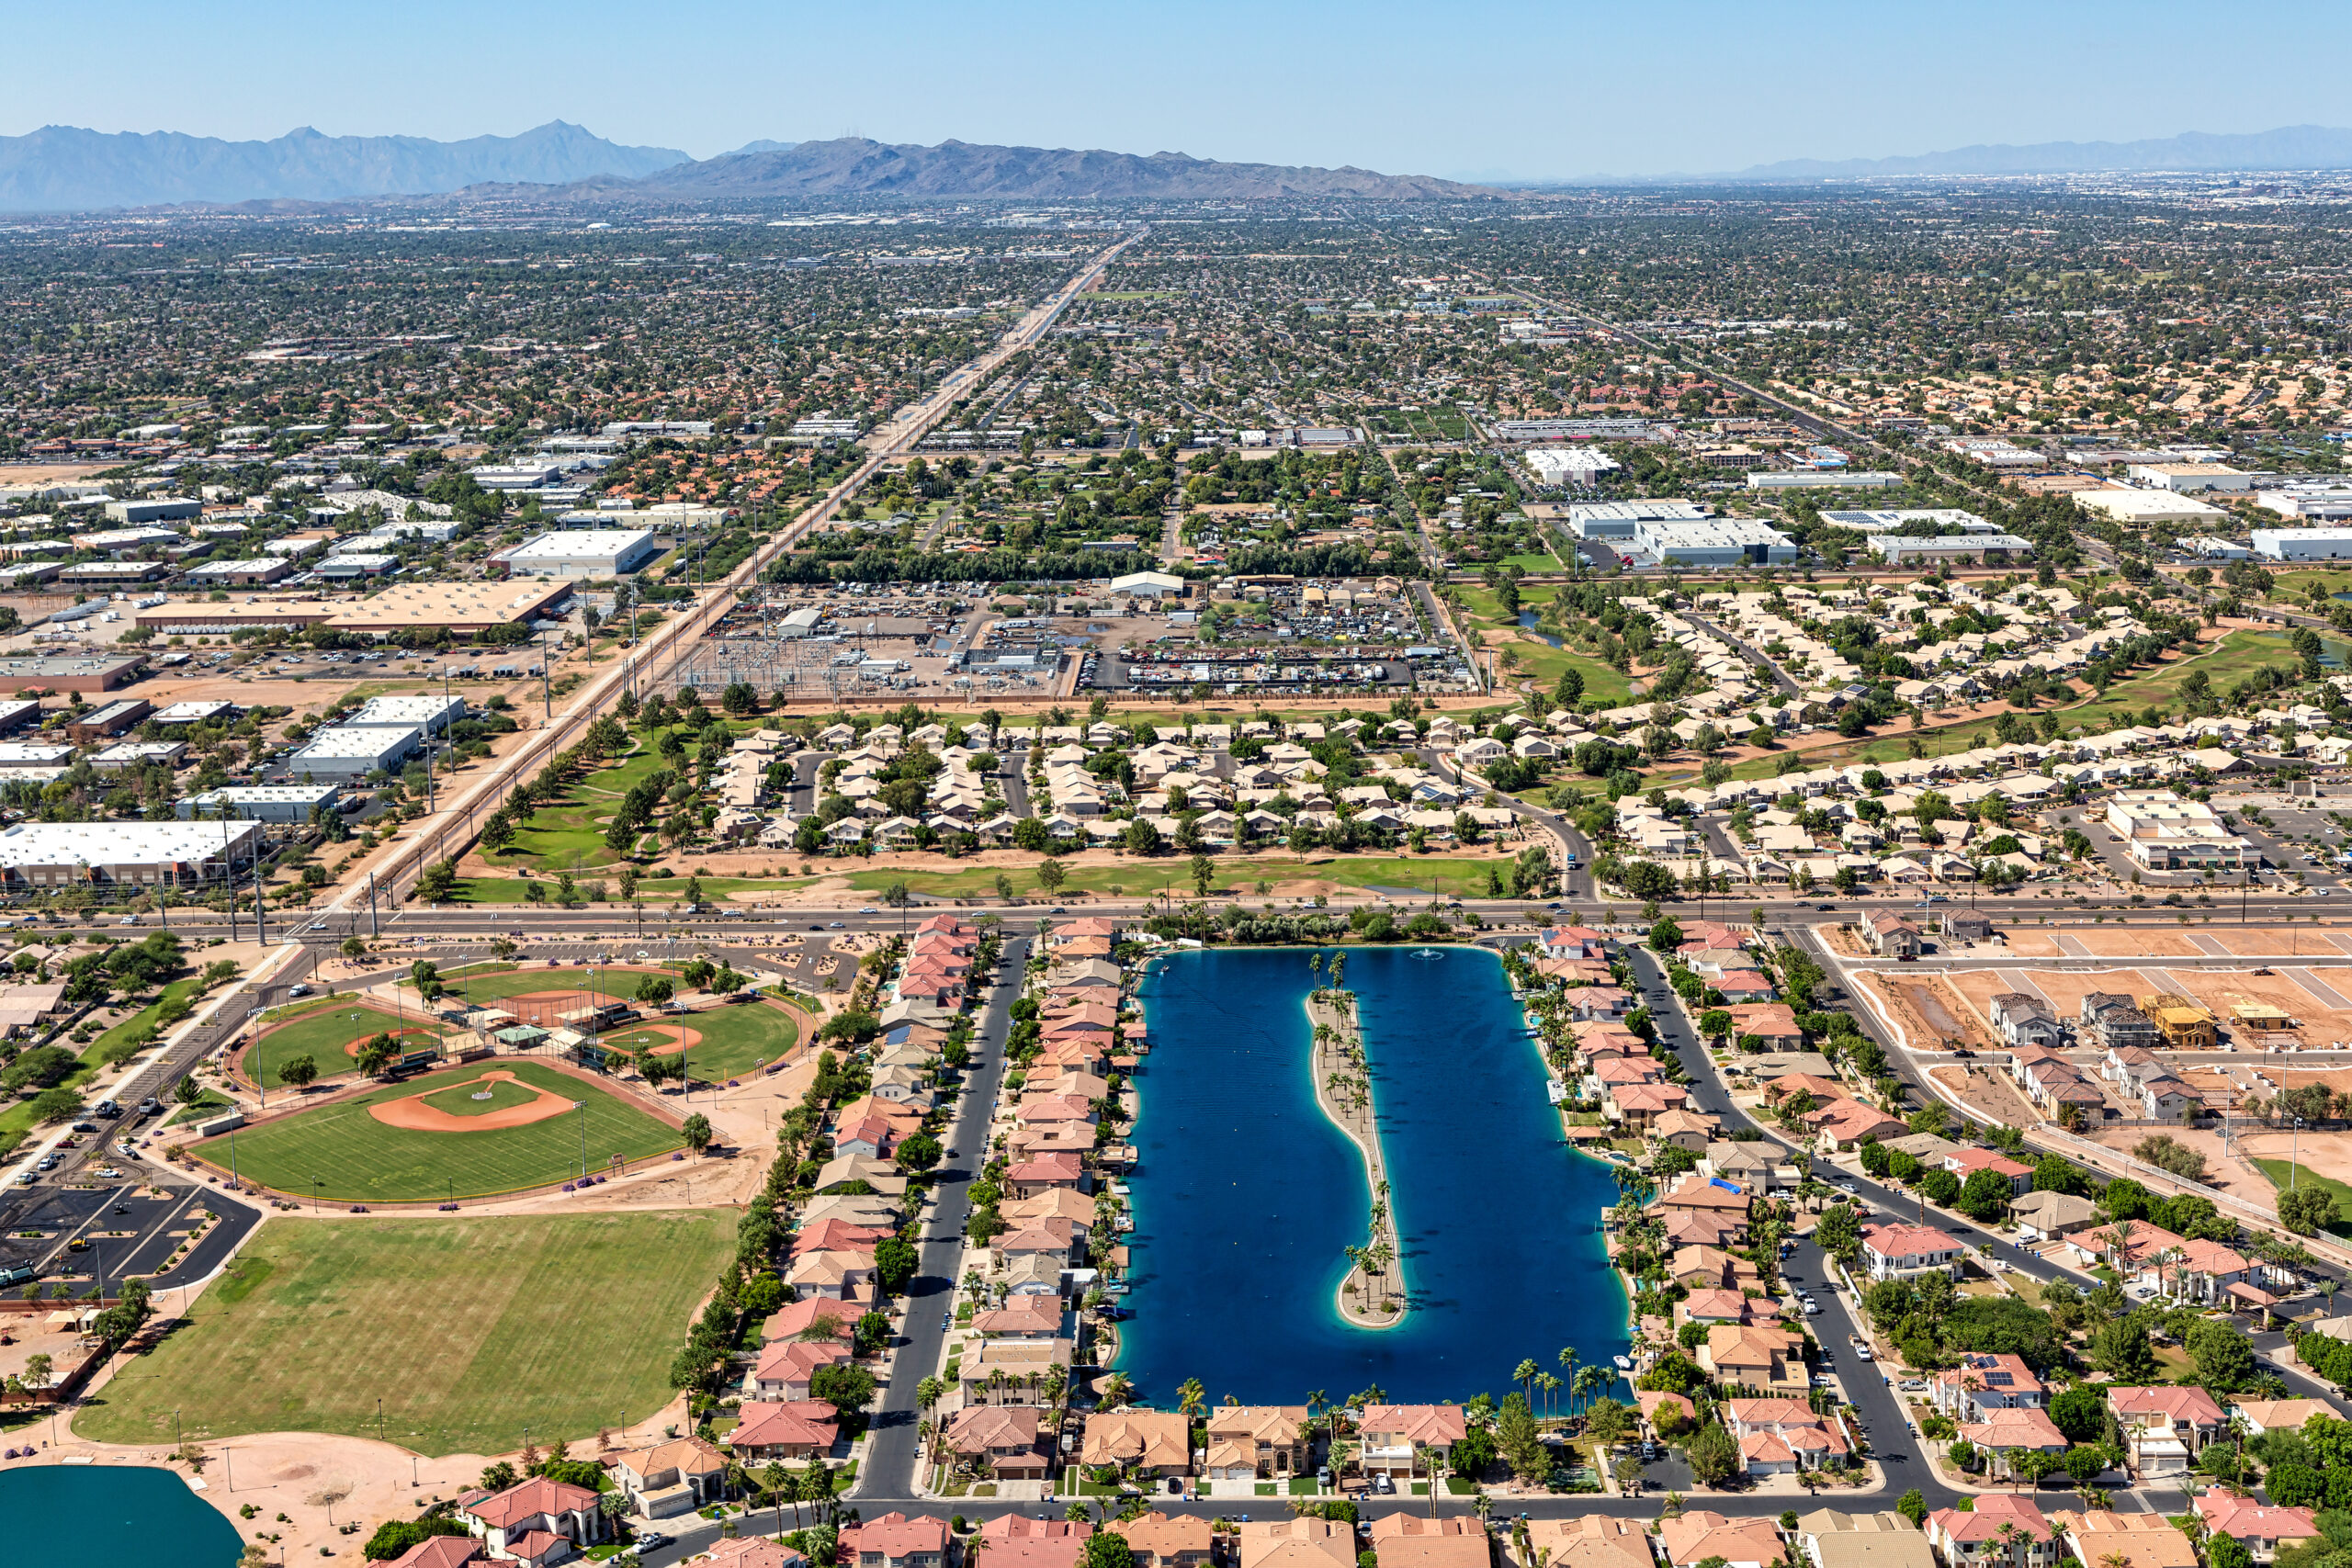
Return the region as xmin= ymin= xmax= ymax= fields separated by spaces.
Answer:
xmin=1115 ymin=945 xmax=1625 ymax=1405
xmin=0 ymin=1461 xmax=245 ymax=1565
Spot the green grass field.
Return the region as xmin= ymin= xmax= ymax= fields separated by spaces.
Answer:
xmin=246 ymin=1000 xmax=450 ymax=1089
xmin=416 ymin=966 xmax=646 ymax=1008
xmin=0 ymin=976 xmax=199 ymax=1157
xmin=2254 ymin=1158 xmax=2352 ymax=1236
xmin=839 ymin=851 xmax=1510 ymax=900
xmin=194 ymin=1059 xmax=684 ymax=1201
xmin=601 ymin=1001 xmax=798 ymax=1081
xmin=73 ymin=1211 xmax=733 ymax=1455
xmin=1452 ymin=584 xmax=1634 ymax=705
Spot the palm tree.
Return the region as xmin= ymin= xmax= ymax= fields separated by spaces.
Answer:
xmin=1514 ymin=1358 xmax=1540 ymax=1409
xmin=1557 ymin=1347 xmax=1580 ymax=1412
xmin=1101 ymin=1372 xmax=1134 ymax=1409
xmin=1178 ymin=1378 xmax=1206 ymax=1419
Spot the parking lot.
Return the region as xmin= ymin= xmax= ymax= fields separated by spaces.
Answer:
xmin=0 ymin=1175 xmax=260 ymax=1303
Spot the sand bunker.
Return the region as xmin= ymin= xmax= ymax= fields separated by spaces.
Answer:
xmin=368 ymin=1070 xmax=572 ymax=1133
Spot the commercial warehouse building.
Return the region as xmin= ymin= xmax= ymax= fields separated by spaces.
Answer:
xmin=2253 ymin=528 xmax=2352 ymax=561
xmin=100 ymin=498 xmax=200 ymax=525
xmin=1821 ymin=509 xmax=1993 ymax=535
xmin=2259 ymin=487 xmax=2352 ymax=522
xmin=0 ymin=654 xmax=147 ymax=693
xmin=0 ymin=819 xmax=263 ymax=888
xmin=2075 ymin=489 xmax=2227 ymax=527
xmin=1745 ymin=470 xmax=1903 ymax=491
xmin=341 ymin=694 xmax=467 ymax=737
xmin=1869 ymin=533 xmax=2035 ymax=564
xmin=178 ymin=784 xmax=343 ymax=824
xmin=281 ymin=725 xmax=424 ymax=781
xmin=493 ymin=528 xmax=662 ymax=579
xmin=2126 ymin=463 xmax=2249 ymax=493
xmin=1524 ymin=447 xmax=1621 ymax=488
xmin=1634 ymin=518 xmax=1797 ymax=566
xmin=131 ymin=581 xmax=569 ymax=638
xmin=1565 ymin=500 xmax=1710 ymax=540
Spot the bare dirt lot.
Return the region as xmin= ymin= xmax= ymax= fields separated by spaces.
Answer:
xmin=1870 ymin=973 xmax=2002 ymax=1051
xmin=1928 ymin=1061 xmax=2041 ymax=1127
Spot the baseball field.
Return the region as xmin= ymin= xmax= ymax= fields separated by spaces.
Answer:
xmin=191 ymin=1059 xmax=684 ymax=1201
xmin=74 ymin=1211 xmax=733 ymax=1455
xmin=244 ymin=998 xmax=454 ymax=1089
xmin=598 ymin=999 xmax=800 ymax=1082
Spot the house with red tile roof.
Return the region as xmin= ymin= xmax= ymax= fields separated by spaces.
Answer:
xmin=1005 ymin=1152 xmax=1086 ymax=1199
xmin=1942 ymin=1146 xmax=2035 ymax=1195
xmin=1657 ymin=1510 xmax=1789 ymax=1568
xmin=2195 ymin=1494 xmax=2319 ymax=1562
xmin=729 ymin=1400 xmax=841 ymax=1461
xmin=1930 ymin=1352 xmax=2044 ymax=1421
xmin=1679 ymin=1288 xmax=1756 ymax=1325
xmin=1954 ymin=1407 xmax=2067 ymax=1477
xmin=945 ymin=1404 xmax=1049 ymax=1479
xmin=453 ymin=1476 xmax=609 ymax=1562
xmin=1103 ymin=1513 xmax=1214 ymax=1568
xmin=1802 ymin=1099 xmax=1907 ymax=1150
xmin=701 ymin=1540 xmax=811 ymax=1568
xmin=1720 ymin=1397 xmax=1847 ymax=1475
xmin=747 ymin=1335 xmax=852 ymax=1401
xmin=1858 ymin=1223 xmax=1962 ymax=1281
xmin=2166 ymin=1237 xmax=2255 ymax=1305
xmin=1353 ymin=1404 xmax=1467 ymax=1479
xmin=839 ymin=1512 xmax=952 ymax=1568
xmin=763 ymin=1298 xmax=854 ymax=1344
xmin=384 ymin=1541 xmax=488 ymax=1568
xmin=2050 ymin=1511 xmax=2198 ymax=1568
xmin=2107 ymin=1385 xmax=2224 ymax=1476
xmin=1927 ymin=1496 xmax=2058 ymax=1568
xmin=969 ymin=1296 xmax=1065 ymax=1338
xmin=609 ymin=1434 xmax=730 ymax=1517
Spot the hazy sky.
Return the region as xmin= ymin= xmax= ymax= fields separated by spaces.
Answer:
xmin=12 ymin=0 xmax=2350 ymax=180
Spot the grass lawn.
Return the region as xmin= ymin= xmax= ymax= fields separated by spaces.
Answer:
xmin=2254 ymin=1158 xmax=2352 ymax=1236
xmin=413 ymin=967 xmax=647 ymax=1007
xmin=603 ymin=1001 xmax=799 ymax=1081
xmin=0 ymin=976 xmax=200 ymax=1157
xmin=451 ymin=874 xmax=814 ymax=905
xmin=246 ymin=1000 xmax=451 ymax=1089
xmin=73 ymin=1211 xmax=732 ymax=1455
xmin=192 ymin=1059 xmax=684 ymax=1201
xmin=1453 ymin=584 xmax=1634 ymax=705
xmin=164 ymin=1088 xmax=235 ymax=1126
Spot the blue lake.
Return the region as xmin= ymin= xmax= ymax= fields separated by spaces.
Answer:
xmin=0 ymin=1461 xmax=246 ymax=1566
xmin=1114 ymin=945 xmax=1626 ymax=1405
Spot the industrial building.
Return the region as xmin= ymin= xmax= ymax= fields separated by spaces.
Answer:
xmin=0 ymin=654 xmax=146 ymax=692
xmin=152 ymin=700 xmax=240 ymax=728
xmin=777 ymin=607 xmax=825 ymax=638
xmin=2126 ymin=463 xmax=2249 ymax=493
xmin=2259 ymin=487 xmax=2352 ymax=522
xmin=1109 ymin=570 xmax=1186 ymax=599
xmin=282 ymin=725 xmax=424 ymax=781
xmin=0 ymin=818 xmax=263 ymax=888
xmin=1565 ymin=500 xmax=1710 ymax=540
xmin=178 ymin=784 xmax=343 ymax=823
xmin=1868 ymin=534 xmax=2035 ymax=564
xmin=2252 ymin=528 xmax=2352 ymax=561
xmin=494 ymin=529 xmax=662 ymax=579
xmin=2104 ymin=791 xmax=2252 ymax=872
xmin=1524 ymin=447 xmax=1621 ymax=488
xmin=341 ymin=694 xmax=467 ymax=737
xmin=63 ymin=700 xmax=153 ymax=742
xmin=2075 ymin=489 xmax=2227 ymax=527
xmin=179 ymin=558 xmax=296 ymax=587
xmin=101 ymin=497 xmax=200 ymax=525
xmin=88 ymin=741 xmax=186 ymax=773
xmin=1744 ymin=470 xmax=1903 ymax=491
xmin=1634 ymin=517 xmax=1797 ymax=566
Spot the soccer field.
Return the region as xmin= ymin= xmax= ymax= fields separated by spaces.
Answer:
xmin=193 ymin=1059 xmax=684 ymax=1201
xmin=74 ymin=1211 xmax=733 ymax=1456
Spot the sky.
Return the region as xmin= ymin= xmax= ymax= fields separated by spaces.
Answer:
xmin=9 ymin=0 xmax=2351 ymax=181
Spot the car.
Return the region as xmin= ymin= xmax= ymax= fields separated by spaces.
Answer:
xmin=11 ymin=1171 xmax=34 ymax=1186
xmin=94 ymin=1167 xmax=123 ymax=1179
xmin=288 ymin=984 xmax=311 ymax=998
xmin=859 ymin=907 xmax=877 ymax=914
xmin=942 ymin=1313 xmax=952 ymax=1331
xmin=808 ymin=923 xmax=826 ymax=931
xmin=137 ymin=1098 xmax=161 ymax=1115
xmin=93 ymin=1100 xmax=119 ymax=1118
xmin=1856 ymin=1345 xmax=1874 ymax=1361
xmin=1373 ymin=1473 xmax=1395 ymax=1495
xmin=828 ymin=921 xmax=844 ymax=929
xmin=116 ymin=914 xmax=138 ymax=927
xmin=636 ymin=1532 xmax=671 ymax=1551
xmin=1804 ymin=1302 xmax=1822 ymax=1315
xmin=70 ymin=1121 xmax=96 ymax=1133
xmin=1049 ymin=906 xmax=1068 ymax=913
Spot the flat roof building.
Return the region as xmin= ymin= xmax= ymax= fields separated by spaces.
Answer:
xmin=1869 ymin=534 xmax=2035 ymax=563
xmin=1634 ymin=517 xmax=1798 ymax=566
xmin=1110 ymin=570 xmax=1186 ymax=599
xmin=0 ymin=654 xmax=146 ymax=693
xmin=2258 ymin=487 xmax=2352 ymax=522
xmin=282 ymin=725 xmax=424 ymax=781
xmin=494 ymin=529 xmax=662 ymax=580
xmin=88 ymin=740 xmax=187 ymax=773
xmin=178 ymin=784 xmax=342 ymax=823
xmin=152 ymin=700 xmax=240 ymax=728
xmin=2106 ymin=790 xmax=2253 ymax=872
xmin=71 ymin=525 xmax=183 ymax=553
xmin=2127 ymin=463 xmax=2249 ymax=493
xmin=341 ymin=694 xmax=467 ymax=737
xmin=2075 ymin=489 xmax=2228 ymax=526
xmin=179 ymin=558 xmax=295 ymax=587
xmin=2253 ymin=528 xmax=2352 ymax=562
xmin=0 ymin=818 xmax=262 ymax=887
xmin=1566 ymin=500 xmax=1711 ymax=540
xmin=101 ymin=498 xmax=200 ymax=525
xmin=1745 ymin=470 xmax=1904 ymax=490
xmin=1526 ymin=447 xmax=1622 ymax=488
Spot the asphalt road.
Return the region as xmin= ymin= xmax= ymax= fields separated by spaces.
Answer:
xmin=855 ymin=933 xmax=1030 ymax=1501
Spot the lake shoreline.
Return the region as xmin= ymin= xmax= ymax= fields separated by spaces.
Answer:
xmin=1306 ymin=988 xmax=1407 ymax=1331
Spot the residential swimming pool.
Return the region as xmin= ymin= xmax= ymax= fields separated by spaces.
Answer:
xmin=0 ymin=1461 xmax=245 ymax=1565
xmin=1114 ymin=944 xmax=1626 ymax=1405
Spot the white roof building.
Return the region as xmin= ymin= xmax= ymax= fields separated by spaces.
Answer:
xmin=497 ymin=529 xmax=662 ymax=579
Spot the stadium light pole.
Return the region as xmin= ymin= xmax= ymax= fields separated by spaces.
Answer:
xmin=574 ymin=1100 xmax=587 ymax=1179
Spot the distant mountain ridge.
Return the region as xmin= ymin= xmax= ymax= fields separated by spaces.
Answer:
xmin=1730 ymin=123 xmax=2352 ymax=179
xmin=0 ymin=121 xmax=691 ymax=211
xmin=556 ymin=136 xmax=1492 ymax=201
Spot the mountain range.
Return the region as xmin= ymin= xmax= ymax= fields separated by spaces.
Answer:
xmin=1726 ymin=123 xmax=2352 ymax=180
xmin=0 ymin=121 xmax=690 ymax=210
xmin=537 ymin=137 xmax=1491 ymax=202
